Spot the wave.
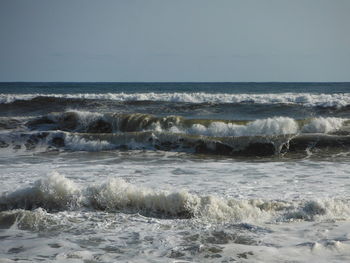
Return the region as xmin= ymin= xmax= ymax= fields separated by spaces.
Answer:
xmin=0 ymin=111 xmax=349 ymax=157
xmin=0 ymin=130 xmax=282 ymax=155
xmin=0 ymin=208 xmax=59 ymax=231
xmin=1 ymin=92 xmax=350 ymax=107
xmin=1 ymin=174 xmax=350 ymax=224
xmin=1 ymin=123 xmax=350 ymax=157
xmin=0 ymin=173 xmax=81 ymax=212
xmin=24 ymin=111 xmax=349 ymax=135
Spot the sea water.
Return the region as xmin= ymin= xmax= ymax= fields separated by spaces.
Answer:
xmin=0 ymin=82 xmax=350 ymax=262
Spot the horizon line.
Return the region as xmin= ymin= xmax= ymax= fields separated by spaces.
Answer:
xmin=1 ymin=81 xmax=350 ymax=84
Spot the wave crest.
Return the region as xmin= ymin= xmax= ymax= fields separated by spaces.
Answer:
xmin=0 ymin=173 xmax=81 ymax=211
xmin=87 ymin=178 xmax=201 ymax=218
xmin=301 ymin=117 xmax=346 ymax=133
xmin=2 ymin=174 xmax=350 ymax=223
xmin=1 ymin=92 xmax=350 ymax=107
xmin=178 ymin=117 xmax=299 ymax=137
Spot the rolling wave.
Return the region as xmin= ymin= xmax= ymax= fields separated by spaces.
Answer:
xmin=0 ymin=111 xmax=349 ymax=156
xmin=24 ymin=111 xmax=349 ymax=135
xmin=1 ymin=174 xmax=350 ymax=223
xmin=1 ymin=128 xmax=350 ymax=157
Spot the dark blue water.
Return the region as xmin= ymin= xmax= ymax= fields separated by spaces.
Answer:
xmin=1 ymin=82 xmax=350 ymax=94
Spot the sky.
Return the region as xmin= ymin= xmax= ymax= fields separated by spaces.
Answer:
xmin=0 ymin=0 xmax=349 ymax=82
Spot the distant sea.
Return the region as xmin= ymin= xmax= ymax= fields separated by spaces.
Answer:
xmin=1 ymin=82 xmax=350 ymax=262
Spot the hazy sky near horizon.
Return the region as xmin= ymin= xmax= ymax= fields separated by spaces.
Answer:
xmin=0 ymin=0 xmax=349 ymax=82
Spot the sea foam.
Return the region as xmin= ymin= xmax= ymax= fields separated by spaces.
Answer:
xmin=301 ymin=117 xmax=346 ymax=133
xmin=174 ymin=117 xmax=299 ymax=137
xmin=1 ymin=92 xmax=350 ymax=107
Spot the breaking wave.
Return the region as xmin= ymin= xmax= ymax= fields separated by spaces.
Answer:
xmin=0 ymin=208 xmax=60 ymax=231
xmin=301 ymin=117 xmax=346 ymax=133
xmin=0 ymin=172 xmax=81 ymax=211
xmin=1 ymin=174 xmax=350 ymax=223
xmin=171 ymin=117 xmax=299 ymax=137
xmin=1 ymin=92 xmax=350 ymax=108
xmin=0 ymin=112 xmax=349 ymax=156
xmin=25 ymin=110 xmax=349 ymax=135
xmin=2 ymin=129 xmax=350 ymax=157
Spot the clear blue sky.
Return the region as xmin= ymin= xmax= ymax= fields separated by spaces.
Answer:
xmin=0 ymin=0 xmax=349 ymax=82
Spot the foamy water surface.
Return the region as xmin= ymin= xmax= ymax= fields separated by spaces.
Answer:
xmin=1 ymin=151 xmax=350 ymax=262
xmin=1 ymin=82 xmax=350 ymax=262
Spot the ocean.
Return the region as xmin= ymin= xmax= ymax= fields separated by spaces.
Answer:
xmin=0 ymin=82 xmax=350 ymax=262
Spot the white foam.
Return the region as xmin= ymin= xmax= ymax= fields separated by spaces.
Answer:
xmin=3 ymin=174 xmax=350 ymax=223
xmin=156 ymin=117 xmax=348 ymax=137
xmin=86 ymin=178 xmax=201 ymax=217
xmin=284 ymin=199 xmax=350 ymax=221
xmin=63 ymin=133 xmax=115 ymax=151
xmin=301 ymin=117 xmax=346 ymax=133
xmin=186 ymin=117 xmax=299 ymax=137
xmin=1 ymin=92 xmax=350 ymax=107
xmin=85 ymin=180 xmax=350 ymax=221
xmin=0 ymin=172 xmax=81 ymax=210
